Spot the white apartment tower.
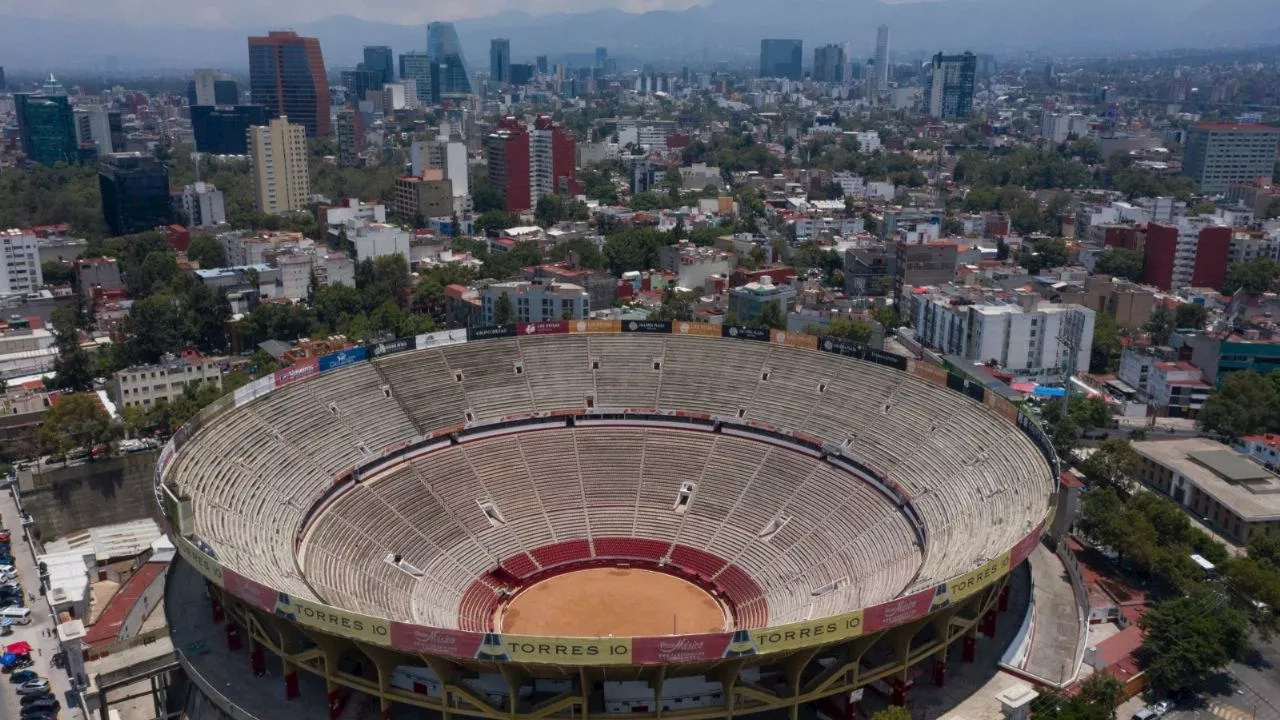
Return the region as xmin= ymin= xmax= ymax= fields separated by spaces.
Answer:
xmin=248 ymin=117 xmax=311 ymax=215
xmin=0 ymin=230 xmax=43 ymax=297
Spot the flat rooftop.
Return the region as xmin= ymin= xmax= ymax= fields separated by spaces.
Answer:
xmin=1134 ymin=438 xmax=1280 ymax=521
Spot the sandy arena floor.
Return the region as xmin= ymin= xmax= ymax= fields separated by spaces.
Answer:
xmin=500 ymin=567 xmax=728 ymax=636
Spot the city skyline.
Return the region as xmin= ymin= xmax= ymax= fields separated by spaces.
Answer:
xmin=1 ymin=0 xmax=1276 ymax=71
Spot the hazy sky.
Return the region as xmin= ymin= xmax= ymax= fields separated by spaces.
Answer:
xmin=0 ymin=0 xmax=709 ymax=26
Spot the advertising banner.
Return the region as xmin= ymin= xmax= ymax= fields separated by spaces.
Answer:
xmin=467 ymin=325 xmax=518 ymax=341
xmin=176 ymin=536 xmax=224 ymax=587
xmin=1011 ymin=523 xmax=1044 ymax=565
xmin=862 ymin=589 xmax=934 ymax=633
xmin=274 ymin=359 xmax=319 ymax=388
xmin=632 ymin=633 xmax=735 ymax=664
xmin=282 ymin=596 xmax=392 ymax=645
xmin=770 ymin=330 xmax=819 ymax=350
xmin=722 ymin=326 xmax=770 ymax=342
xmin=940 ymin=552 xmax=1012 ymax=606
xmin=366 ymin=336 xmax=416 ymax=359
xmin=417 ymin=329 xmax=467 ymax=347
xmin=501 ymin=636 xmax=634 ymax=665
xmin=518 ymin=321 xmax=570 ymax=336
xmin=864 ymin=348 xmax=908 ymax=371
xmin=672 ymin=322 xmax=721 ymax=338
xmin=223 ymin=571 xmax=279 ymax=613
xmin=391 ymin=623 xmax=484 ymax=659
xmin=319 ymin=346 xmax=368 ymax=373
xmin=569 ymin=320 xmax=622 ymax=334
xmin=621 ymin=320 xmax=673 ymax=334
xmin=748 ymin=610 xmax=864 ymax=654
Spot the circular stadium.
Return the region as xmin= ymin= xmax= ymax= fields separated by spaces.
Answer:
xmin=158 ymin=322 xmax=1057 ymax=719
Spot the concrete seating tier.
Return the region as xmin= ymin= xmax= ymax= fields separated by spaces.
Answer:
xmin=166 ymin=334 xmax=1053 ymax=636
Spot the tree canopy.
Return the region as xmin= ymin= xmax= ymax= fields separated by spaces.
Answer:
xmin=1094 ymin=247 xmax=1144 ymax=282
xmin=1198 ymin=370 xmax=1280 ymax=441
xmin=37 ymin=393 xmax=122 ymax=458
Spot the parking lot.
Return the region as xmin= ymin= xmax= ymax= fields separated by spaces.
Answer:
xmin=0 ymin=479 xmax=85 ymax=720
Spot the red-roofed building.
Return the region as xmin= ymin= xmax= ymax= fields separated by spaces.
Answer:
xmin=83 ymin=560 xmax=168 ymax=654
xmin=1148 ymin=359 xmax=1211 ymax=417
xmin=1236 ymin=434 xmax=1280 ymax=467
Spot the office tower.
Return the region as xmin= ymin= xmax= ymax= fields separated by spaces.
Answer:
xmin=487 ymin=117 xmax=531 ymax=212
xmin=336 ymin=107 xmax=366 ymax=167
xmin=181 ymin=182 xmax=228 ymax=229
xmin=363 ymin=45 xmax=394 ymax=85
xmin=98 ymin=152 xmax=172 ymax=236
xmin=759 ymin=39 xmax=803 ymax=79
xmin=925 ymin=51 xmax=976 ymax=119
xmin=248 ymin=31 xmax=331 ymax=137
xmin=248 ymin=117 xmax=311 ymax=215
xmin=0 ymin=231 xmax=42 ymax=296
xmin=0 ymin=67 xmax=5 ymax=91
xmin=531 ymin=115 xmax=577 ymax=207
xmin=510 ymin=64 xmax=535 ymax=86
xmin=341 ymin=68 xmax=383 ymax=103
xmin=595 ymin=47 xmax=608 ymax=69
xmin=426 ymin=22 xmax=473 ymax=95
xmin=190 ymin=69 xmax=219 ymax=106
xmin=214 ymin=79 xmax=240 ymax=105
xmin=813 ymin=44 xmax=846 ymax=83
xmin=536 ymin=55 xmax=548 ymax=75
xmin=490 ymin=38 xmax=511 ymax=84
xmin=1182 ymin=123 xmax=1280 ymax=193
xmin=190 ymin=105 xmax=269 ymax=155
xmin=14 ymin=93 xmax=78 ymax=166
xmin=873 ymin=25 xmax=890 ymax=101
xmin=74 ymin=108 xmax=117 ymax=154
xmin=400 ymin=52 xmax=441 ymax=105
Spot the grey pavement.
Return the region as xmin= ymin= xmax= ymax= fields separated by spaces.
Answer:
xmin=0 ymin=478 xmax=87 ymax=720
xmin=1021 ymin=543 xmax=1081 ymax=685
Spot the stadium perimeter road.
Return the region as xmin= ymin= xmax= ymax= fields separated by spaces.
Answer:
xmin=1160 ymin=635 xmax=1280 ymax=720
xmin=0 ymin=482 xmax=86 ymax=720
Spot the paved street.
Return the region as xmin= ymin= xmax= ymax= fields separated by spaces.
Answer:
xmin=1162 ymin=637 xmax=1280 ymax=720
xmin=0 ymin=477 xmax=86 ymax=720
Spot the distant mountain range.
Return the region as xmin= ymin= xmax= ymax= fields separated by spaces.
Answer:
xmin=2 ymin=0 xmax=1279 ymax=73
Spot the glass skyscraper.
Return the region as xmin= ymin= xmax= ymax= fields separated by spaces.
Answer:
xmin=926 ymin=52 xmax=976 ymax=119
xmin=363 ymin=45 xmax=395 ymax=85
xmin=400 ymin=52 xmax=441 ymax=105
xmin=14 ymin=93 xmax=78 ymax=166
xmin=490 ymin=38 xmax=511 ymax=84
xmin=759 ymin=39 xmax=803 ymax=80
xmin=99 ymin=152 xmax=172 ymax=236
xmin=248 ymin=31 xmax=331 ymax=137
xmin=426 ymin=22 xmax=474 ymax=95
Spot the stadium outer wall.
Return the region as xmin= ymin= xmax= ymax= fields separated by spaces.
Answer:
xmin=158 ymin=321 xmax=1060 ymax=720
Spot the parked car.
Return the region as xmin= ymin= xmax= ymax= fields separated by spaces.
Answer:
xmin=7 ymin=669 xmax=37 ymax=684
xmin=1152 ymin=701 xmax=1172 ymax=717
xmin=16 ymin=678 xmax=49 ymax=694
xmin=20 ymin=697 xmax=59 ymax=714
xmin=20 ymin=691 xmax=53 ymax=705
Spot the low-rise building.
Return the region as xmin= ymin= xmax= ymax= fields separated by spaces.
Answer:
xmin=75 ymin=257 xmax=124 ymax=293
xmin=112 ymin=354 xmax=224 ymax=409
xmin=657 ymin=241 xmax=734 ymax=290
xmin=1133 ymin=437 xmax=1280 ymax=544
xmin=727 ymin=275 xmax=797 ymax=323
xmin=479 ymin=280 xmax=589 ymax=324
xmin=394 ymin=172 xmax=454 ymax=226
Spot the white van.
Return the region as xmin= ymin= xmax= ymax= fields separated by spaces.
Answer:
xmin=0 ymin=607 xmax=30 ymax=624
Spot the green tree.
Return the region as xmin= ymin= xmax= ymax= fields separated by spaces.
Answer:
xmin=870 ymin=305 xmax=902 ymax=330
xmin=1266 ymin=197 xmax=1280 ymax=220
xmin=1090 ymin=311 xmax=1122 ymax=374
xmin=124 ymin=294 xmax=186 ymax=364
xmin=1068 ymin=395 xmax=1111 ymax=431
xmin=1078 ymin=439 xmax=1141 ymax=493
xmin=493 ymin=291 xmax=515 ymax=325
xmin=1146 ymin=305 xmax=1175 ymax=345
xmin=1094 ymin=247 xmax=1144 ymax=282
xmin=50 ymin=305 xmax=95 ymax=392
xmin=1222 ymin=258 xmax=1279 ymax=294
xmin=1018 ymin=238 xmax=1068 ymax=274
xmin=816 ymin=316 xmax=874 ymax=343
xmin=603 ymin=228 xmax=670 ymax=275
xmin=41 ymin=260 xmax=76 ymax=286
xmin=751 ymin=302 xmax=787 ymax=331
xmin=1174 ymin=303 xmax=1207 ymax=331
xmin=186 ymin=234 xmax=228 ymax=268
xmin=476 ymin=210 xmax=518 ymax=235
xmin=1140 ymin=587 xmax=1249 ymax=695
xmin=36 ymin=393 xmax=122 ymax=458
xmin=1198 ymin=370 xmax=1279 ymax=441
xmin=535 ymin=195 xmax=590 ymax=228
xmin=869 ymin=708 xmax=912 ymax=720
